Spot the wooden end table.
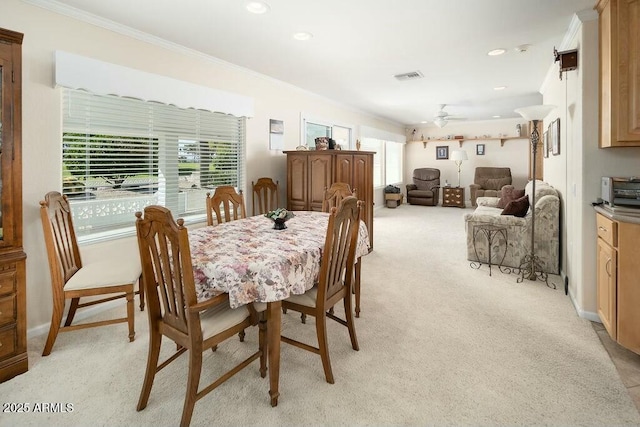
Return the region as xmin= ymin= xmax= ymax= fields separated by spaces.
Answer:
xmin=442 ymin=186 xmax=465 ymax=208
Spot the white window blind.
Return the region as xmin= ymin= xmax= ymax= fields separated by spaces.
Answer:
xmin=385 ymin=141 xmax=403 ymax=184
xmin=360 ymin=138 xmax=383 ymax=187
xmin=62 ymin=89 xmax=246 ymax=240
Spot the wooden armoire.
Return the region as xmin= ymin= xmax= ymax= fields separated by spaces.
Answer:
xmin=285 ymin=150 xmax=374 ymax=250
xmin=0 ymin=28 xmax=27 ymax=383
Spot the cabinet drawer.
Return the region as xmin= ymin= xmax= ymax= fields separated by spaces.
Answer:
xmin=0 ymin=327 xmax=17 ymax=359
xmin=0 ymin=270 xmax=16 ymax=297
xmin=597 ymin=214 xmax=617 ymax=247
xmin=0 ymin=295 xmax=16 ymax=327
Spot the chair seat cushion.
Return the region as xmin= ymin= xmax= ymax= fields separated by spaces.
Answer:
xmin=284 ymin=286 xmax=318 ymax=308
xmin=407 ymin=189 xmax=434 ymax=198
xmin=200 ymin=304 xmax=251 ymax=339
xmin=65 ymin=258 xmax=141 ymax=291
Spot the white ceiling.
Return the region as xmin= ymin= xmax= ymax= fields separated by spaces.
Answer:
xmin=34 ymin=0 xmax=596 ymax=125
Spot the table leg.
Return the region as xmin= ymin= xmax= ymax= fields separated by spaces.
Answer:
xmin=266 ymin=301 xmax=281 ymax=407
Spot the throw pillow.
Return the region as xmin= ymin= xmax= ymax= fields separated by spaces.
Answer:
xmin=501 ymin=195 xmax=530 ymax=217
xmin=497 ymin=186 xmax=526 ymax=209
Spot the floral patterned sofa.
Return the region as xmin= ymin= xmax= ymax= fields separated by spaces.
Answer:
xmin=464 ymin=180 xmax=560 ymax=274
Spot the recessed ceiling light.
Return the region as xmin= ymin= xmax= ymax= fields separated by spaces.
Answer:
xmin=293 ymin=32 xmax=313 ymax=41
xmin=246 ymin=1 xmax=270 ymax=14
xmin=421 ymin=121 xmax=428 ymax=124
xmin=493 ymin=86 xmax=507 ymax=91
xmin=488 ymin=48 xmax=506 ymax=56
xmin=493 ymin=115 xmax=501 ymax=118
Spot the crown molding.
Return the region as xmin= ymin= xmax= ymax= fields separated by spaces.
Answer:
xmin=22 ymin=0 xmax=404 ymax=128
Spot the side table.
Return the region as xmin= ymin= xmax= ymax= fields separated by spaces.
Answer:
xmin=470 ymin=224 xmax=508 ymax=276
xmin=442 ymin=186 xmax=465 ymax=208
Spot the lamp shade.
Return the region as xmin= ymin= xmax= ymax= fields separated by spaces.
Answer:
xmin=450 ymin=150 xmax=468 ymax=161
xmin=514 ymin=105 xmax=556 ymax=121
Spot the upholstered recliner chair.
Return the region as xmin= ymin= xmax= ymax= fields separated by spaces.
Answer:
xmin=469 ymin=167 xmax=512 ymax=207
xmin=406 ymin=168 xmax=440 ymax=206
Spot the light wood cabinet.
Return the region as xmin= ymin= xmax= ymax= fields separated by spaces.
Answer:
xmin=596 ymin=0 xmax=640 ymax=147
xmin=0 ymin=28 xmax=27 ymax=383
xmin=285 ymin=150 xmax=374 ymax=249
xmin=595 ymin=211 xmax=640 ymax=354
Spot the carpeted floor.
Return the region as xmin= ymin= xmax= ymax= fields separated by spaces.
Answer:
xmin=2 ymin=205 xmax=639 ymax=426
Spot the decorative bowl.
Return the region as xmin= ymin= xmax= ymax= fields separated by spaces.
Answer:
xmin=265 ymin=208 xmax=295 ymax=230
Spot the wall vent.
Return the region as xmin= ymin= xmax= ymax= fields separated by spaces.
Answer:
xmin=394 ymin=70 xmax=424 ymax=81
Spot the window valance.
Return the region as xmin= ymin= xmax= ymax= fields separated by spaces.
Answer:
xmin=55 ymin=51 xmax=254 ymax=118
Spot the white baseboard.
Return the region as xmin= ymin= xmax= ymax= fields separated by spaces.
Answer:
xmin=566 ymin=280 xmax=601 ymax=323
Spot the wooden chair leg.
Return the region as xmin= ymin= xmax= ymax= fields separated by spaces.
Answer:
xmin=344 ymin=293 xmax=359 ymax=351
xmin=138 ymin=278 xmax=145 ymax=311
xmin=316 ymin=313 xmax=334 ymax=384
xmin=180 ymin=349 xmax=202 ymax=427
xmin=137 ymin=329 xmax=162 ymax=411
xmin=64 ymin=298 xmax=80 ymax=327
xmin=126 ymin=291 xmax=135 ymax=342
xmin=42 ymin=300 xmax=65 ymax=356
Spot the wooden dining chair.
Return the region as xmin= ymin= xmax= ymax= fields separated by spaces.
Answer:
xmin=252 ymin=177 xmax=279 ymax=216
xmin=322 ymin=182 xmax=357 ymax=213
xmin=135 ymin=205 xmax=267 ymax=427
xmin=39 ymin=191 xmax=143 ymax=356
xmin=281 ymin=196 xmax=362 ymax=384
xmin=206 ymin=186 xmax=246 ymax=226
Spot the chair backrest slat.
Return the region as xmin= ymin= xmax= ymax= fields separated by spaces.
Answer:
xmin=206 ymin=186 xmax=247 ymax=226
xmin=40 ymin=191 xmax=83 ymax=288
xmin=135 ymin=206 xmax=197 ymax=335
xmin=322 ymin=182 xmax=357 ymax=213
xmin=317 ymin=196 xmax=361 ymax=305
xmin=252 ymin=177 xmax=279 ymax=216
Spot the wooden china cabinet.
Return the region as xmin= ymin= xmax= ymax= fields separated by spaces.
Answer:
xmin=285 ymin=150 xmax=374 ymax=250
xmin=0 ymin=28 xmax=27 ymax=383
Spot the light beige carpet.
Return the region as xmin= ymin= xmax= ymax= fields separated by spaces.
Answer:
xmin=2 ymin=205 xmax=639 ymax=426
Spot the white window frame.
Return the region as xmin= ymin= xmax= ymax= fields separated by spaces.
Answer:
xmin=300 ymin=113 xmax=354 ymax=149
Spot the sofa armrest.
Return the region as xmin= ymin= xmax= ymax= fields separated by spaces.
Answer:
xmin=406 ymin=184 xmax=417 ymax=191
xmin=476 ymin=197 xmax=500 ymax=208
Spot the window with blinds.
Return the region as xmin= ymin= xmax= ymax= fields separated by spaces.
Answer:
xmin=62 ymin=89 xmax=246 ymax=240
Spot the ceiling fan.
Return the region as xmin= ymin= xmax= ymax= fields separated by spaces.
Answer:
xmin=433 ymin=104 xmax=466 ymax=128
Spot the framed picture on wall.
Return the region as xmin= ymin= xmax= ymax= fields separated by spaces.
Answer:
xmin=543 ymin=130 xmax=549 ymax=158
xmin=551 ymin=118 xmax=561 ymax=155
xmin=436 ymin=146 xmax=449 ymax=160
xmin=476 ymin=144 xmax=485 ymax=155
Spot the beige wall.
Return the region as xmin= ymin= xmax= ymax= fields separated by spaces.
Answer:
xmin=405 ymin=119 xmax=531 ymax=204
xmin=1 ymin=0 xmax=403 ymax=334
xmin=541 ymin=13 xmax=640 ymax=319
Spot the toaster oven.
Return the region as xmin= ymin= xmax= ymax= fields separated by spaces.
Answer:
xmin=602 ymin=177 xmax=640 ymax=207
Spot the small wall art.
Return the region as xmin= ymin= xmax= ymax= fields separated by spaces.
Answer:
xmin=551 ymin=118 xmax=561 ymax=155
xmin=476 ymin=144 xmax=485 ymax=155
xmin=436 ymin=145 xmax=449 ymax=160
xmin=269 ymin=119 xmax=284 ymax=150
xmin=543 ymin=130 xmax=549 ymax=158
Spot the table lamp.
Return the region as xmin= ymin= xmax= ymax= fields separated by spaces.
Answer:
xmin=450 ymin=150 xmax=468 ymax=188
xmin=514 ymin=104 xmax=556 ymax=288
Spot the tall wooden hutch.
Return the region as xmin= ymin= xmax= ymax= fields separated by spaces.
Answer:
xmin=0 ymin=28 xmax=27 ymax=382
xmin=285 ymin=150 xmax=374 ymax=250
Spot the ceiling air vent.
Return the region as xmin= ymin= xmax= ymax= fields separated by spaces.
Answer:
xmin=394 ymin=70 xmax=424 ymax=81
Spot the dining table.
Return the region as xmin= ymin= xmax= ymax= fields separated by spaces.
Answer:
xmin=188 ymin=210 xmax=370 ymax=406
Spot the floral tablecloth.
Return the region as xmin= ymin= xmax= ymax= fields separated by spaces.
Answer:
xmin=189 ymin=211 xmax=370 ymax=308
